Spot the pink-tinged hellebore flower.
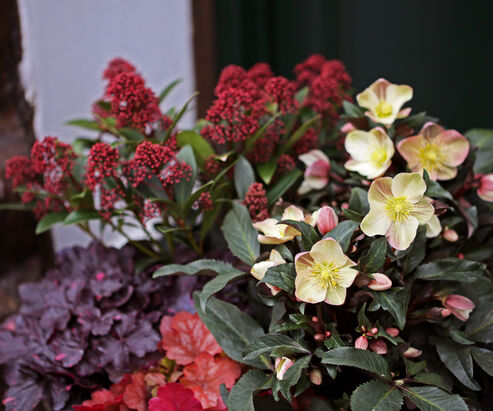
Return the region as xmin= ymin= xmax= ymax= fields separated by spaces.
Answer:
xmin=370 ymin=339 xmax=388 ymax=355
xmin=344 ymin=127 xmax=395 ymax=179
xmin=298 ymin=149 xmax=330 ymax=195
xmin=356 ymin=78 xmax=413 ymax=126
xmin=385 ymin=328 xmax=399 ymax=338
xmin=425 ymin=215 xmax=441 ymax=238
xmin=360 ymin=172 xmax=435 ymax=250
xmin=253 ymin=205 xmax=304 ymax=244
xmin=478 ymin=173 xmax=493 ymax=202
xmin=294 ymin=238 xmax=358 ymax=305
xmin=368 ymin=273 xmax=392 ymax=291
xmin=275 ymin=357 xmax=294 ymax=380
xmin=311 ymin=205 xmax=338 ymax=235
xmin=397 ymin=122 xmax=470 ymax=181
xmin=442 ymin=294 xmax=475 ymax=321
xmin=355 ymin=335 xmax=368 ymax=350
xmin=250 ymin=249 xmax=286 ymax=295
xmin=403 ymin=347 xmax=423 ymax=358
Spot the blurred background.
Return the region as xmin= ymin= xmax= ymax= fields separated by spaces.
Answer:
xmin=1 ymin=0 xmax=492 ymax=316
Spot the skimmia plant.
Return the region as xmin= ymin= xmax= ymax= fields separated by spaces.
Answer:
xmin=2 ymin=57 xmax=493 ymax=410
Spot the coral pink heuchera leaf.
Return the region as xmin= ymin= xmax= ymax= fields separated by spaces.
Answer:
xmin=148 ymin=383 xmax=203 ymax=411
xmin=180 ymin=353 xmax=241 ymax=409
xmin=123 ymin=372 xmax=147 ymax=411
xmin=160 ymin=312 xmax=222 ymax=365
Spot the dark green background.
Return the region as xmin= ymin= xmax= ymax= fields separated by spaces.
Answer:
xmin=215 ymin=0 xmax=493 ymax=132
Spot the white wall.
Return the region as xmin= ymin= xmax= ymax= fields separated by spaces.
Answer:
xmin=18 ymin=0 xmax=196 ymax=249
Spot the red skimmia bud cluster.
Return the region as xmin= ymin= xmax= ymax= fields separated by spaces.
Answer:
xmin=6 ymin=136 xmax=76 ymax=218
xmin=243 ymin=182 xmax=269 ymax=222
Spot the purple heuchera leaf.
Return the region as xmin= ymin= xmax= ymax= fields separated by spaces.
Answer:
xmin=0 ymin=241 xmax=197 ymax=410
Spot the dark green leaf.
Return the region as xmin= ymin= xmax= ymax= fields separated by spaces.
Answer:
xmin=63 ymin=210 xmax=100 ymax=226
xmin=281 ymin=219 xmax=320 ymax=250
xmin=267 ymin=169 xmax=302 ymax=206
xmin=395 ymin=226 xmax=427 ymax=274
xmin=261 ymin=263 xmax=296 ymax=293
xmin=176 ymin=130 xmax=214 ymax=167
xmin=279 ymin=355 xmax=311 ymax=401
xmin=465 ymin=128 xmax=493 ymax=173
xmin=465 ymin=296 xmax=493 ymax=343
xmin=243 ymin=334 xmax=309 ymax=361
xmin=227 ymin=370 xmax=269 ymax=411
xmin=221 ymin=202 xmax=260 ymax=265
xmin=199 ymin=270 xmax=247 ymax=311
xmin=245 ymin=113 xmax=281 ymax=151
xmin=360 ymin=237 xmax=387 ymax=273
xmin=158 ymin=78 xmax=182 ymax=102
xmin=471 ymin=347 xmax=493 ymax=377
xmin=414 ymin=258 xmax=485 ymax=282
xmin=449 ymin=329 xmax=475 ymax=345
xmin=120 ymin=128 xmax=144 ymax=142
xmin=348 ymin=187 xmax=369 ymax=214
xmin=321 ymin=347 xmax=391 ymax=379
xmin=183 ymin=181 xmax=214 ymax=213
xmin=402 ymin=386 xmax=468 ymax=411
xmin=234 ymin=156 xmax=255 ymax=199
xmin=343 ymin=100 xmax=365 ymax=118
xmin=413 ymin=372 xmax=449 ymax=391
xmin=350 ymin=380 xmax=403 ymax=411
xmin=173 ymin=144 xmax=197 ymax=205
xmin=282 ymin=115 xmax=320 ymax=153
xmin=65 ymin=118 xmax=101 ymax=130
xmin=193 ymin=293 xmax=265 ymax=368
xmin=257 ymin=159 xmax=278 ymax=185
xmin=404 ymin=358 xmax=427 ymax=376
xmin=35 ymin=212 xmax=69 ymax=234
xmin=323 ymin=220 xmax=359 ymax=252
xmin=424 ymin=171 xmax=454 ymax=201
xmin=372 ymin=287 xmax=410 ymax=330
xmin=153 ymin=259 xmax=241 ymax=278
xmin=295 ymin=86 xmax=309 ymax=105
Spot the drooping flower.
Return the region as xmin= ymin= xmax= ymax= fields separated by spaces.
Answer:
xmin=360 ymin=172 xmax=435 ymax=250
xmin=312 ymin=205 xmax=338 ymax=235
xmin=294 ymin=238 xmax=358 ymax=305
xmin=160 ymin=312 xmax=222 ymax=366
xmin=148 ymin=383 xmax=204 ymax=411
xmin=253 ymin=205 xmax=304 ymax=244
xmin=275 ymin=357 xmax=294 ymax=380
xmin=297 ymin=149 xmax=330 ymax=195
xmin=442 ymin=294 xmax=475 ymax=321
xmin=397 ymin=122 xmax=470 ymax=180
xmin=368 ymin=273 xmax=392 ymax=291
xmin=369 ymin=339 xmax=388 ymax=355
xmin=344 ymin=128 xmax=394 ymax=179
xmin=355 ymin=335 xmax=368 ymax=350
xmin=356 ymin=78 xmax=413 ymax=126
xmin=477 ymin=173 xmax=493 ymax=202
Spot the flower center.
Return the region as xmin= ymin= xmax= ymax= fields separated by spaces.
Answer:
xmin=375 ymin=101 xmax=393 ymax=118
xmin=312 ymin=261 xmax=340 ymax=289
xmin=370 ymin=148 xmax=388 ymax=168
xmin=418 ymin=143 xmax=444 ymax=171
xmin=385 ymin=196 xmax=413 ymax=223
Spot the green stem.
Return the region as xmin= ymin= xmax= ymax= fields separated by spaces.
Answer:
xmin=77 ymin=223 xmax=98 ymax=241
xmin=108 ymin=220 xmax=159 ymax=259
xmin=186 ymin=230 xmax=202 ymax=256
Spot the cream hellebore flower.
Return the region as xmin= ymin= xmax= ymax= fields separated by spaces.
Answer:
xmin=297 ymin=149 xmax=330 ymax=195
xmin=344 ymin=127 xmax=395 ymax=179
xmin=250 ymin=249 xmax=286 ymax=295
xmin=295 ymin=238 xmax=358 ymax=305
xmin=360 ymin=172 xmax=435 ymax=250
xmin=253 ymin=205 xmax=304 ymax=244
xmin=397 ymin=122 xmax=470 ymax=181
xmin=356 ymin=78 xmax=413 ymax=126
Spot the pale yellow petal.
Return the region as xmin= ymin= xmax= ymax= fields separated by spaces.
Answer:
xmin=386 ymin=84 xmax=413 ymax=112
xmin=361 ymin=209 xmax=392 ymax=236
xmin=282 ymin=205 xmax=305 ymax=221
xmin=337 ymin=266 xmax=359 ymax=288
xmin=367 ymin=177 xmax=393 ymax=207
xmin=270 ymin=249 xmax=286 ymax=264
xmin=397 ymin=135 xmax=426 ymax=171
xmin=413 ymin=198 xmax=435 ymax=225
xmin=425 ymin=215 xmax=441 ymax=238
xmin=386 ymin=217 xmax=419 ymax=250
xmin=310 ymin=238 xmax=347 ymax=266
xmin=391 ymin=172 xmax=426 ymax=203
xmin=345 ymin=130 xmax=377 ymax=161
xmin=251 ymin=261 xmax=274 ymax=281
xmin=438 ymin=130 xmax=469 ymax=167
xmin=325 ymin=285 xmax=347 ymax=306
xmin=356 ymin=87 xmax=379 ymax=110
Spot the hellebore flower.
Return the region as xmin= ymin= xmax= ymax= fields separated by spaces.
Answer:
xmin=344 ymin=127 xmax=395 ymax=179
xmin=442 ymin=294 xmax=475 ymax=321
xmin=370 ymin=339 xmax=388 ymax=355
xmin=250 ymin=249 xmax=286 ymax=295
xmin=311 ymin=205 xmax=338 ymax=235
xmin=368 ymin=273 xmax=392 ymax=291
xmin=478 ymin=173 xmax=493 ymax=202
xmin=294 ymin=238 xmax=358 ymax=305
xmin=275 ymin=357 xmax=294 ymax=380
xmin=403 ymin=347 xmax=422 ymax=358
xmin=355 ymin=336 xmax=368 ymax=350
xmin=425 ymin=215 xmax=441 ymax=238
xmin=397 ymin=122 xmax=469 ymax=181
xmin=361 ymin=172 xmax=435 ymax=250
xmin=297 ymin=149 xmax=330 ymax=195
xmin=356 ymin=78 xmax=413 ymax=126
xmin=253 ymin=205 xmax=304 ymax=244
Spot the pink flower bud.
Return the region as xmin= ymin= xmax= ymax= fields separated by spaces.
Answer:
xmin=457 ymin=253 xmax=465 ymax=260
xmin=442 ymin=294 xmax=475 ymax=321
xmin=403 ymin=347 xmax=422 ymax=358
xmin=478 ymin=173 xmax=493 ymax=202
xmin=275 ymin=357 xmax=294 ymax=380
xmin=325 ymin=331 xmax=331 ymax=338
xmin=370 ymin=327 xmax=379 ymax=335
xmin=369 ymin=339 xmax=388 ymax=355
xmin=368 ymin=273 xmax=392 ymax=291
xmin=341 ymin=122 xmax=356 ymax=133
xmin=355 ymin=335 xmax=368 ymax=350
xmin=385 ymin=327 xmax=399 ymax=337
xmin=309 ymin=369 xmax=323 ymax=385
xmin=316 ymin=206 xmax=339 ymax=235
xmin=314 ymin=333 xmax=325 ymax=342
xmin=443 ymin=229 xmax=459 ymax=242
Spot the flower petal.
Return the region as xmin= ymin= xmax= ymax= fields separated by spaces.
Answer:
xmin=295 ymin=276 xmax=326 ymax=304
xmin=310 ymin=238 xmax=347 ymax=266
xmin=356 ymin=87 xmax=379 ymax=110
xmin=386 ymin=217 xmax=419 ymax=250
xmin=413 ymin=198 xmax=435 ymax=225
xmin=361 ymin=210 xmax=391 ymax=236
xmin=337 ymin=266 xmax=359 ymax=288
xmin=391 ymin=172 xmax=426 ymax=203
xmin=344 ymin=130 xmax=377 ymax=161
xmin=282 ymin=205 xmax=305 ymax=221
xmin=299 ymin=149 xmax=329 ymax=168
xmin=251 ymin=261 xmax=274 ymax=281
xmin=425 ymin=215 xmax=441 ymax=238
xmin=367 ymin=177 xmax=393 ymax=207
xmin=397 ymin=135 xmax=426 ymax=170
xmin=437 ymin=130 xmax=470 ymax=167
xmin=270 ymin=249 xmax=286 ymax=264
xmin=325 ymin=285 xmax=347 ymax=306
xmin=386 ymin=84 xmax=413 ymax=111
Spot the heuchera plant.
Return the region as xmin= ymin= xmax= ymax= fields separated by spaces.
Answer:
xmin=3 ymin=55 xmax=493 ymax=410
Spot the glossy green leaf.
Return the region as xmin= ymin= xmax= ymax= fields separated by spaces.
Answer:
xmin=414 ymin=258 xmax=485 ymax=282
xmin=402 ymin=386 xmax=468 ymax=411
xmin=173 ymin=144 xmax=197 ymax=205
xmin=266 ymin=169 xmax=302 ymax=206
xmin=350 ymin=380 xmax=403 ymax=411
xmin=199 ymin=270 xmax=247 ymax=311
xmin=176 ymin=130 xmax=214 ymax=167
xmin=63 ymin=210 xmax=99 ymax=226
xmin=35 ymin=212 xmax=69 ymax=234
xmin=323 ymin=220 xmax=359 ymax=252
xmin=153 ymin=259 xmax=240 ymax=278
xmin=227 ymin=370 xmax=269 ymax=411
xmin=234 ymin=156 xmax=255 ymax=199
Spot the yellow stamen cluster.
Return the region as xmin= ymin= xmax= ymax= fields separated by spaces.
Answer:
xmin=385 ymin=196 xmax=413 ymax=223
xmin=312 ymin=261 xmax=340 ymax=289
xmin=370 ymin=148 xmax=389 ymax=168
xmin=418 ymin=142 xmax=445 ymax=172
xmin=375 ymin=101 xmax=393 ymax=118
